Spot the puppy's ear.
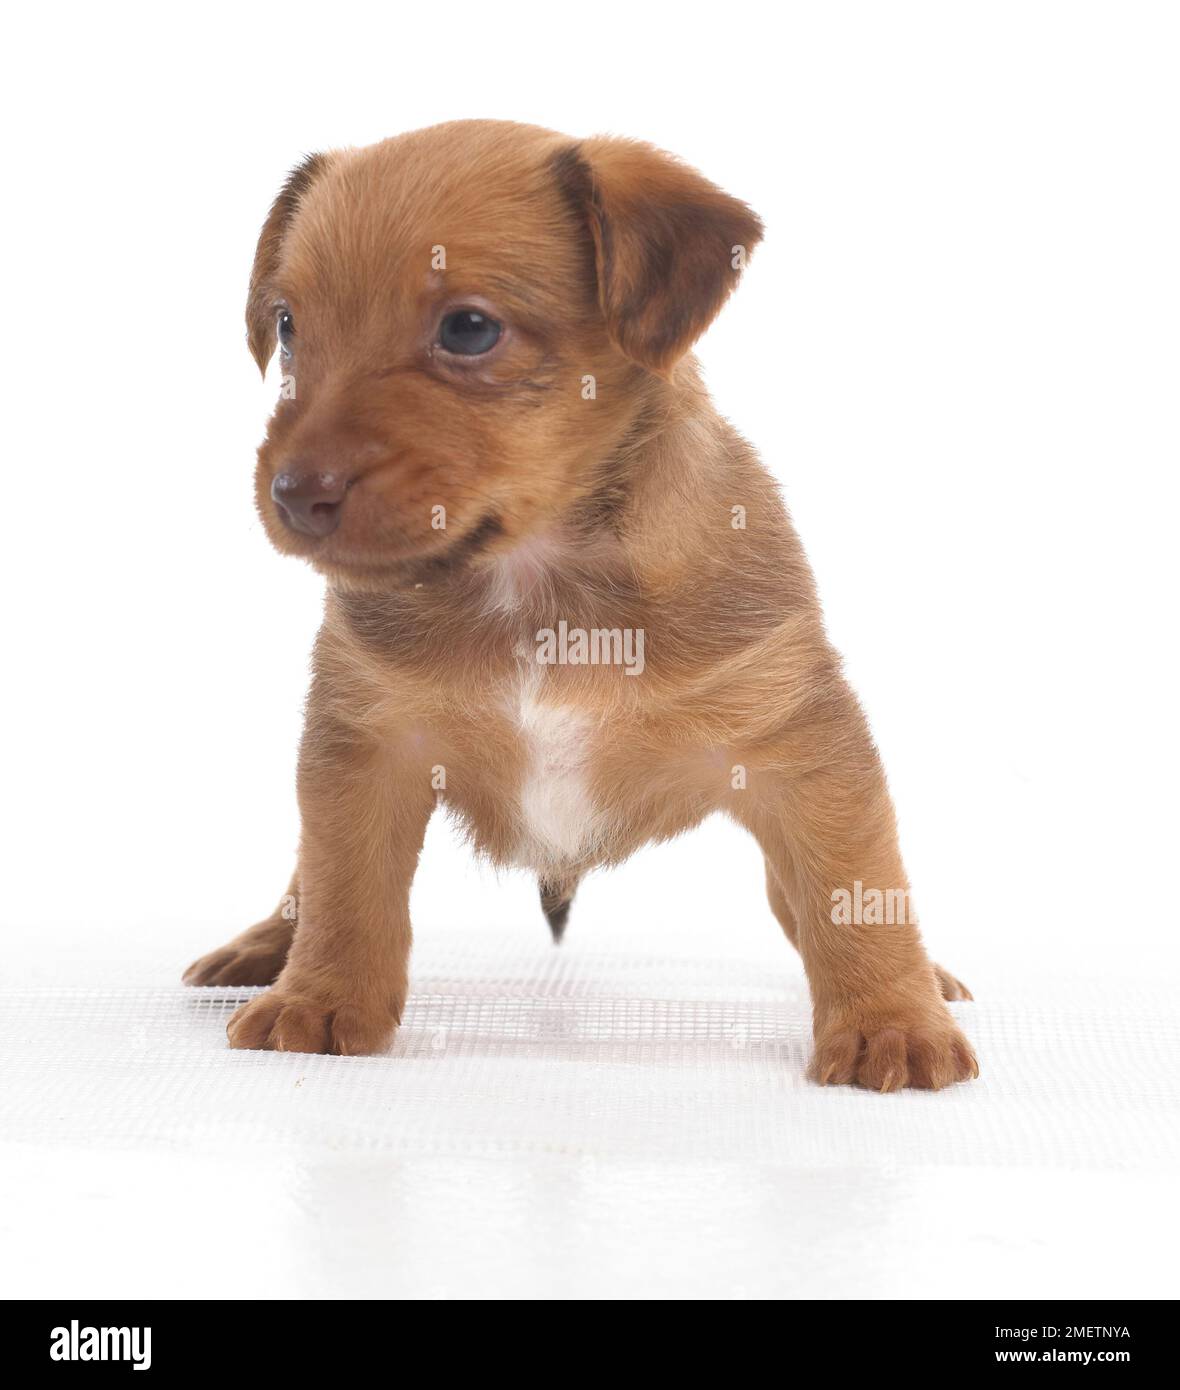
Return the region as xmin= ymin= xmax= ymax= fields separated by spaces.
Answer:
xmin=554 ymin=137 xmax=763 ymax=376
xmin=245 ymin=153 xmax=327 ymax=374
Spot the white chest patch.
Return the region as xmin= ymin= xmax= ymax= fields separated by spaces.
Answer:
xmin=512 ymin=684 xmax=601 ymax=871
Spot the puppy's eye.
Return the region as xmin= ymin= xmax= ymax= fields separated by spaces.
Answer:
xmin=276 ymin=310 xmax=295 ymax=358
xmin=438 ymin=310 xmax=501 ymax=356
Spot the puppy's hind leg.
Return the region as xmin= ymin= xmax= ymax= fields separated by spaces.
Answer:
xmin=539 ymin=874 xmax=580 ymax=943
xmin=183 ymin=872 xmax=299 ymax=987
xmin=932 ymin=963 xmax=973 ymax=1002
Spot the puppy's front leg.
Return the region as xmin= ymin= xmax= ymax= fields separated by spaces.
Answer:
xmin=227 ymin=708 xmax=433 ymax=1056
xmin=741 ymin=706 xmax=978 ymax=1091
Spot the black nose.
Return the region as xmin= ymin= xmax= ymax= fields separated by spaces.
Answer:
xmin=271 ymin=470 xmax=348 ymax=537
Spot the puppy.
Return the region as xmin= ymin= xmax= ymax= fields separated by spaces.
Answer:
xmin=185 ymin=120 xmax=977 ymax=1091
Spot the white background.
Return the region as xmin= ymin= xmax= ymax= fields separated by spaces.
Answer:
xmin=1 ymin=1 xmax=1178 ymax=1302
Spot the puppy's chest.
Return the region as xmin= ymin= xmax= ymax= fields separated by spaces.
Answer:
xmin=504 ymin=669 xmax=603 ymax=871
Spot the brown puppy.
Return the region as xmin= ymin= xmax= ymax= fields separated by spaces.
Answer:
xmin=185 ymin=120 xmax=977 ymax=1091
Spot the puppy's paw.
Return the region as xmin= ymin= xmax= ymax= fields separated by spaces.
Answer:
xmin=184 ymin=919 xmax=294 ymax=987
xmin=226 ymin=990 xmax=398 ymax=1056
xmin=811 ymin=1000 xmax=978 ymax=1092
xmin=934 ymin=963 xmax=973 ymax=1002
xmin=184 ymin=941 xmax=286 ymax=987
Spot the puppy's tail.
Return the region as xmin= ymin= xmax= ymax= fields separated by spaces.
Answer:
xmin=539 ymin=876 xmax=580 ymax=944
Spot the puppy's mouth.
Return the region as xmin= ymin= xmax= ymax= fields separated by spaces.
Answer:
xmin=312 ymin=510 xmax=505 ymax=591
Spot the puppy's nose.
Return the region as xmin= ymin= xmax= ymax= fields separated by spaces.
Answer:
xmin=271 ymin=469 xmax=348 ymax=537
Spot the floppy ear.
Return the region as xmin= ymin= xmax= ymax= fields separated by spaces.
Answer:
xmin=245 ymin=153 xmax=327 ymax=374
xmin=553 ymin=137 xmax=763 ymax=376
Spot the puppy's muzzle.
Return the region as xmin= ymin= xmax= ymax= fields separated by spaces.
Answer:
xmin=271 ymin=468 xmax=349 ymax=537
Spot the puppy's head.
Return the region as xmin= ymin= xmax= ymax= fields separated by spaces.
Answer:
xmin=246 ymin=120 xmax=761 ymax=589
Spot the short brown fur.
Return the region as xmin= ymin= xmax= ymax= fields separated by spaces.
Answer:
xmin=186 ymin=120 xmax=977 ymax=1091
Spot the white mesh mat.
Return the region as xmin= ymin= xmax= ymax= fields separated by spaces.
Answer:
xmin=3 ymin=922 xmax=1179 ymax=1298
xmin=2 ymin=961 xmax=1178 ymax=1169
